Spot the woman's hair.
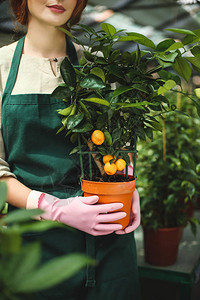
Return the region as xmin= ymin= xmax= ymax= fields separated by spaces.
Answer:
xmin=10 ymin=0 xmax=88 ymax=27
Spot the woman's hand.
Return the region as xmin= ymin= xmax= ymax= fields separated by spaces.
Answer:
xmin=38 ymin=193 xmax=126 ymax=236
xmin=115 ymin=189 xmax=140 ymax=235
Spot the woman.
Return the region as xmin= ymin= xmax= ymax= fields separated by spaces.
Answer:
xmin=0 ymin=0 xmax=141 ymax=299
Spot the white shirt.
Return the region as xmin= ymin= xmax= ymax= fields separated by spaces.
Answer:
xmin=0 ymin=41 xmax=83 ymax=178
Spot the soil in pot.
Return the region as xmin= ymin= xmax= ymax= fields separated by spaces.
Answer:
xmin=81 ymin=177 xmax=136 ymax=229
xmin=143 ymin=226 xmax=183 ymax=266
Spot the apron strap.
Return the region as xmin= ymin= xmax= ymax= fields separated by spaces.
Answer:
xmin=3 ymin=36 xmax=25 ymax=96
xmin=85 ymin=234 xmax=96 ymax=287
xmin=3 ymin=35 xmax=78 ymax=96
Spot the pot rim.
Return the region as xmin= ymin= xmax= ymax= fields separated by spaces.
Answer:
xmin=81 ymin=177 xmax=136 ymax=185
xmin=143 ymin=226 xmax=184 ymax=232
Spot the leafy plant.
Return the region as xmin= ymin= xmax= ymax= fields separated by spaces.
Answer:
xmin=137 ymin=94 xmax=200 ymax=233
xmin=0 ymin=182 xmax=94 ymax=300
xmin=52 ymin=23 xmax=200 ymax=180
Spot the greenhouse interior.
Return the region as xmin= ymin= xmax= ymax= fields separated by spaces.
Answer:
xmin=0 ymin=0 xmax=200 ymax=299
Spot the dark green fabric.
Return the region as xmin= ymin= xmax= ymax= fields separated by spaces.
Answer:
xmin=1 ymin=37 xmax=140 ymax=299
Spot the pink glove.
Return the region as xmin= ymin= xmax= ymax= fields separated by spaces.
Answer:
xmin=115 ymin=188 xmax=140 ymax=235
xmin=38 ymin=193 xmax=126 ymax=236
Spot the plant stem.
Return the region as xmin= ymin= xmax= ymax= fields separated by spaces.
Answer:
xmin=86 ymin=139 xmax=105 ymax=177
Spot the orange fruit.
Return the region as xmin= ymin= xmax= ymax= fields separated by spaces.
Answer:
xmin=103 ymin=155 xmax=114 ymax=164
xmin=104 ymin=162 xmax=117 ymax=175
xmin=91 ymin=130 xmax=105 ymax=145
xmin=115 ymin=159 xmax=126 ymax=171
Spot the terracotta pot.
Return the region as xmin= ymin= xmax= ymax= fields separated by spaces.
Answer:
xmin=143 ymin=226 xmax=183 ymax=266
xmin=81 ymin=178 xmax=136 ymax=229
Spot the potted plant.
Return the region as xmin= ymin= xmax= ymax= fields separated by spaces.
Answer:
xmin=52 ymin=23 xmax=200 ymax=230
xmin=137 ymin=93 xmax=200 ymax=266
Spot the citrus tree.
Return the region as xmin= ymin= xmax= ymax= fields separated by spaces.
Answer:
xmin=52 ymin=24 xmax=200 ymax=179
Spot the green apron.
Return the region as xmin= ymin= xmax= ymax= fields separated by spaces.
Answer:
xmin=1 ymin=37 xmax=140 ymax=300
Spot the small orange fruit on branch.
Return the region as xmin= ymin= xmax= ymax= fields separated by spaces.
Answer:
xmin=103 ymin=154 xmax=114 ymax=164
xmin=91 ymin=130 xmax=105 ymax=145
xmin=104 ymin=162 xmax=117 ymax=175
xmin=115 ymin=159 xmax=126 ymax=171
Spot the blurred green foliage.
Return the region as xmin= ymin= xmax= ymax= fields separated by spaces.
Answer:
xmin=137 ymin=93 xmax=200 ymax=233
xmin=0 ymin=182 xmax=94 ymax=300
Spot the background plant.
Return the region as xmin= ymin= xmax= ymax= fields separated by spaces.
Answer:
xmin=136 ymin=93 xmax=200 ymax=233
xmin=52 ymin=24 xmax=200 ymax=178
xmin=0 ymin=182 xmax=94 ymax=300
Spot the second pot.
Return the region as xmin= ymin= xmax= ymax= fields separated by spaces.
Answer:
xmin=143 ymin=226 xmax=183 ymax=266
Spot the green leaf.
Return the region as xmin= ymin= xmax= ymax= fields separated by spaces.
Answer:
xmin=115 ymin=101 xmax=154 ymax=109
xmin=0 ymin=182 xmax=7 ymax=212
xmin=82 ymin=97 xmax=110 ymax=107
xmin=185 ymin=56 xmax=200 ymax=70
xmin=191 ymin=46 xmax=200 ymax=56
xmin=56 ymin=126 xmax=65 ymax=134
xmin=8 ymin=243 xmax=41 ymax=289
xmin=112 ymin=128 xmax=122 ymax=143
xmin=72 ymin=122 xmax=93 ymax=133
xmin=135 ymin=127 xmax=146 ymax=141
xmin=145 ymin=127 xmax=153 ymax=140
xmin=17 ymin=220 xmax=67 ymax=234
xmin=165 ymin=28 xmax=197 ymax=35
xmin=79 ymin=56 xmax=87 ymax=66
xmin=67 ymin=113 xmax=84 ymax=130
xmin=166 ymin=42 xmax=184 ymax=51
xmin=149 ymin=121 xmax=163 ymax=131
xmin=77 ymin=24 xmax=97 ymax=35
xmin=58 ymin=27 xmax=74 ymax=38
xmin=182 ymin=34 xmax=200 ymax=46
xmin=58 ymin=105 xmax=73 ymax=116
xmin=120 ymin=33 xmax=155 ymax=49
xmin=78 ymin=101 xmax=91 ymax=118
xmin=80 ymin=75 xmax=106 ymax=90
xmin=90 ymin=67 xmax=105 ymax=82
xmin=132 ymin=84 xmax=149 ymax=94
xmin=70 ymin=133 xmax=78 ymax=144
xmin=1 ymin=209 xmax=43 ymax=225
xmin=0 ymin=229 xmax=22 ymax=254
xmin=95 ymin=57 xmax=108 ymax=65
xmin=101 ymin=23 xmax=117 ymax=37
xmin=156 ymin=52 xmax=178 ymax=63
xmin=158 ymin=70 xmax=181 ymax=86
xmin=104 ymin=130 xmax=112 ymax=146
xmin=194 ymin=88 xmax=200 ymax=98
xmin=96 ymin=113 xmax=107 ymax=129
xmin=60 ymin=57 xmax=76 ymax=87
xmin=102 ymin=45 xmax=112 ymax=59
xmin=157 ymin=80 xmax=177 ymax=95
xmin=196 ymin=163 xmax=200 ymax=173
xmin=110 ymin=49 xmax=121 ymax=62
xmin=155 ymin=39 xmax=175 ymax=52
xmin=52 ymin=86 xmax=73 ymax=100
xmin=113 ymin=86 xmax=135 ymax=98
xmin=173 ymin=57 xmax=192 ymax=82
xmin=84 ymin=51 xmax=95 ymax=62
xmin=157 ymin=58 xmax=172 ymax=68
xmin=69 ymin=146 xmax=80 ymax=155
xmin=105 ymin=64 xmax=124 ymax=79
xmin=15 ymin=254 xmax=95 ymax=293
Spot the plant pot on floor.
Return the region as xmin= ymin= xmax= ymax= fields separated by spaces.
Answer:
xmin=81 ymin=178 xmax=136 ymax=229
xmin=143 ymin=226 xmax=183 ymax=266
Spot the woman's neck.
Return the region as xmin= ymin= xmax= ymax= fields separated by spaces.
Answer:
xmin=24 ymin=22 xmax=67 ymax=59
